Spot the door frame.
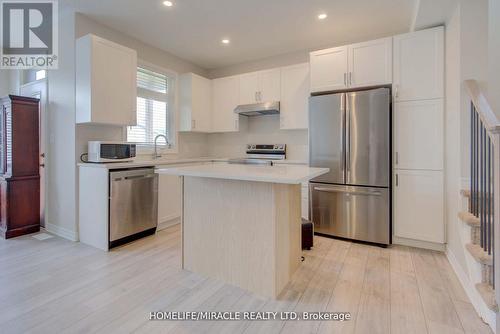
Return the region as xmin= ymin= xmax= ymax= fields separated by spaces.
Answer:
xmin=20 ymin=78 xmax=49 ymax=228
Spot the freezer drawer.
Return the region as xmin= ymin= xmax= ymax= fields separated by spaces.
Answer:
xmin=310 ymin=183 xmax=390 ymax=244
xmin=109 ymin=168 xmax=158 ymax=243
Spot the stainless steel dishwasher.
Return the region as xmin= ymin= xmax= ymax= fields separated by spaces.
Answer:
xmin=109 ymin=168 xmax=158 ymax=248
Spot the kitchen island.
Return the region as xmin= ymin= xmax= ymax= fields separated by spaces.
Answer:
xmin=156 ymin=163 xmax=328 ymax=298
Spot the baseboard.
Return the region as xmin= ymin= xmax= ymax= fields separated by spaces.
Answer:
xmin=44 ymin=222 xmax=78 ymax=242
xmin=392 ymin=236 xmax=446 ymax=251
xmin=446 ymin=248 xmax=496 ymax=332
xmin=158 ymin=216 xmax=180 ymax=231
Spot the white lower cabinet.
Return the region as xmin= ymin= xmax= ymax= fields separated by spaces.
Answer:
xmin=394 ymin=169 xmax=444 ymax=243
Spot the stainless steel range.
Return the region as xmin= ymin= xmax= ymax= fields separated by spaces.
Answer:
xmin=228 ymin=144 xmax=286 ymax=165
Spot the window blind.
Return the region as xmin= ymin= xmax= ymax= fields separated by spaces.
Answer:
xmin=127 ymin=67 xmax=171 ymax=145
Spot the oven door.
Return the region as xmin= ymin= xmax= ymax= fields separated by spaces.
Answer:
xmin=310 ymin=183 xmax=390 ymax=244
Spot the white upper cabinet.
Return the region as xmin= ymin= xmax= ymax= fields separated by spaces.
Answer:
xmin=212 ymin=76 xmax=241 ymax=132
xmin=239 ymin=69 xmax=281 ymax=104
xmin=238 ymin=72 xmax=260 ymax=105
xmin=179 ymin=73 xmax=212 ymax=132
xmin=393 ymin=26 xmax=444 ymax=101
xmin=394 ymin=169 xmax=444 ymax=243
xmin=394 ymin=99 xmax=444 ymax=170
xmin=310 ymin=46 xmax=348 ymax=93
xmin=310 ymin=38 xmax=392 ymax=93
xmin=259 ymin=68 xmax=281 ymax=102
xmin=280 ymin=63 xmax=309 ymax=130
xmin=76 ymin=34 xmax=137 ymax=126
xmin=348 ymin=37 xmax=392 ymax=88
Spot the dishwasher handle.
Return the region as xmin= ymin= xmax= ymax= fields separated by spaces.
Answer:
xmin=124 ymin=174 xmax=156 ymax=180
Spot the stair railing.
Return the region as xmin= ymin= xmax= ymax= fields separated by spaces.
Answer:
xmin=465 ymin=80 xmax=500 ymax=299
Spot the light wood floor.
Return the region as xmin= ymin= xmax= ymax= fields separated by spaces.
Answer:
xmin=0 ymin=225 xmax=492 ymax=334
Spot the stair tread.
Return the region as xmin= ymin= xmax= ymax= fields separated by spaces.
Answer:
xmin=476 ymin=283 xmax=499 ymax=312
xmin=466 ymin=243 xmax=493 ymax=265
xmin=458 ymin=211 xmax=480 ymax=227
xmin=461 ymin=189 xmax=471 ymax=198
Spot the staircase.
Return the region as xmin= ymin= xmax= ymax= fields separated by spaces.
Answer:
xmin=459 ymin=80 xmax=500 ymax=330
xmin=459 ymin=190 xmax=497 ymax=312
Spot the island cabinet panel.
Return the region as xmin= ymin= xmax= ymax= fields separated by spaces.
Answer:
xmin=182 ymin=176 xmax=301 ymax=298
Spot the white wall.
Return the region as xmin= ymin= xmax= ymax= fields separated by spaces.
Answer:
xmin=208 ymin=116 xmax=308 ymax=161
xmin=445 ymin=2 xmax=466 ymax=276
xmin=45 ymin=5 xmax=78 ymax=239
xmin=0 ymin=70 xmax=19 ymax=96
xmin=0 ymin=72 xmax=12 ymax=96
xmin=208 ymin=50 xmax=309 ymax=79
xmin=459 ymin=0 xmax=489 ymax=178
xmin=488 ymin=0 xmax=500 ymax=117
xmin=445 ymin=0 xmax=489 ymax=282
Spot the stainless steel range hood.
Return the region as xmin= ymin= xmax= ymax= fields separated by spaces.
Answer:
xmin=234 ymin=101 xmax=280 ymax=116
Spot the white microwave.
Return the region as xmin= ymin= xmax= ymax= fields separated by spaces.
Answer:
xmin=88 ymin=141 xmax=136 ymax=163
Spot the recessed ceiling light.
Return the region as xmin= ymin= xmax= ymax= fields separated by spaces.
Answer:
xmin=163 ymin=1 xmax=173 ymax=7
xmin=221 ymin=39 xmax=230 ymax=45
xmin=318 ymin=13 xmax=328 ymax=20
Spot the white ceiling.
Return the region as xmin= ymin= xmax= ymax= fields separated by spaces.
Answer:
xmin=70 ymin=0 xmax=419 ymax=70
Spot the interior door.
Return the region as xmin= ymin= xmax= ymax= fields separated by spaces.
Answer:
xmin=309 ymin=93 xmax=345 ymax=184
xmin=20 ymin=79 xmax=47 ymax=227
xmin=346 ymin=88 xmax=390 ymax=187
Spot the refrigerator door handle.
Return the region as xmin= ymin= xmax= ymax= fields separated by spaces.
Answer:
xmin=345 ymin=94 xmax=351 ymax=174
xmin=340 ymin=93 xmax=346 ymax=178
xmin=313 ymin=187 xmax=382 ymax=196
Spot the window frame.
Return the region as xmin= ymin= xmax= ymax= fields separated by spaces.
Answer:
xmin=125 ymin=60 xmax=179 ymax=155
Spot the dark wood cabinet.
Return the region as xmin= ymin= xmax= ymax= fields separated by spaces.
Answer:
xmin=0 ymin=95 xmax=40 ymax=239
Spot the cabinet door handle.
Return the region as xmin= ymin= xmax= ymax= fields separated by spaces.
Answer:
xmin=395 ymin=174 xmax=399 ymax=186
xmin=192 ymin=120 xmax=196 ymax=129
xmin=349 ymin=72 xmax=352 ymax=86
xmin=344 ymin=73 xmax=347 ymax=86
xmin=394 ymin=85 xmax=399 ymax=98
xmin=395 ymin=152 xmax=399 ymax=165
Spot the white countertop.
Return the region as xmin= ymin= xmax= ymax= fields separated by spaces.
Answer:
xmin=77 ymin=157 xmax=309 ymax=169
xmin=77 ymin=157 xmax=227 ymax=169
xmin=156 ymin=164 xmax=328 ymax=184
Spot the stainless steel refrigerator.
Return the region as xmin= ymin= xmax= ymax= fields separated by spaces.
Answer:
xmin=309 ymin=88 xmax=391 ymax=245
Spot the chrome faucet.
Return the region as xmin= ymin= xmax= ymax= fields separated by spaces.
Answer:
xmin=153 ymin=134 xmax=170 ymax=159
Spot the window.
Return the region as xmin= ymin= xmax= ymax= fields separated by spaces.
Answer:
xmin=35 ymin=70 xmax=46 ymax=80
xmin=127 ymin=66 xmax=175 ymax=147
